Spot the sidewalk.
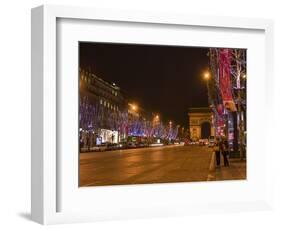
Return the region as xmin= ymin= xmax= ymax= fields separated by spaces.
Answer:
xmin=207 ymin=152 xmax=246 ymax=181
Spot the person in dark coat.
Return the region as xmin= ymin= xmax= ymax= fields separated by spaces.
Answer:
xmin=214 ymin=138 xmax=221 ymax=167
xmin=222 ymin=139 xmax=230 ymax=167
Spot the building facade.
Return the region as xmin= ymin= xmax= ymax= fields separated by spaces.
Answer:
xmin=79 ymin=69 xmax=181 ymax=151
xmin=79 ymin=69 xmax=128 ymax=148
xmin=208 ymin=48 xmax=247 ymax=156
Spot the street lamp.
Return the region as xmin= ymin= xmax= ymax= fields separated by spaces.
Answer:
xmin=203 ymin=71 xmax=210 ymax=81
xmin=153 ymin=114 xmax=160 ymax=127
xmin=129 ymin=103 xmax=138 ymax=111
xmin=203 ymin=71 xmax=211 ymax=104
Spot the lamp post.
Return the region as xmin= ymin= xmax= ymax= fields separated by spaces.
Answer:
xmin=203 ymin=71 xmax=218 ymax=139
xmin=153 ymin=114 xmax=160 ymax=125
xmin=203 ymin=71 xmax=211 ymax=103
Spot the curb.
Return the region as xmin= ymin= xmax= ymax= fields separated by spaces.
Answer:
xmin=207 ymin=151 xmax=216 ymax=181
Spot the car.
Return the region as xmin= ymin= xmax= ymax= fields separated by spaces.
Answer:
xmin=208 ymin=136 xmax=215 ymax=147
xmin=199 ymin=139 xmax=204 ymax=146
xmin=91 ymin=146 xmax=100 ymax=151
xmin=199 ymin=139 xmax=208 ymax=146
xmin=127 ymin=142 xmax=137 ymax=148
xmin=92 ymin=143 xmax=108 ymax=152
xmin=188 ymin=141 xmax=196 ymax=145
xmin=137 ymin=142 xmax=148 ymax=148
xmin=106 ymin=143 xmax=119 ymax=150
xmin=118 ymin=142 xmax=128 ymax=149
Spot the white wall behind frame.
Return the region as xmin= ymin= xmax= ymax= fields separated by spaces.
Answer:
xmin=0 ymin=0 xmax=280 ymax=229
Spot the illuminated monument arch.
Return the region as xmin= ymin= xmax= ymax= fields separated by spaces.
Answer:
xmin=188 ymin=107 xmax=215 ymax=141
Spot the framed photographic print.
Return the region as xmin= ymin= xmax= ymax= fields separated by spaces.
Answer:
xmin=31 ymin=5 xmax=274 ymax=225
xmin=78 ymin=42 xmax=247 ymax=187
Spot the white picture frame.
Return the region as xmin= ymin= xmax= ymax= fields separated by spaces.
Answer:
xmin=31 ymin=5 xmax=274 ymax=225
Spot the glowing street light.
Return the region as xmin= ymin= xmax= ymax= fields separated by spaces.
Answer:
xmin=203 ymin=71 xmax=210 ymax=80
xmin=153 ymin=114 xmax=160 ymax=127
xmin=130 ymin=103 xmax=138 ymax=111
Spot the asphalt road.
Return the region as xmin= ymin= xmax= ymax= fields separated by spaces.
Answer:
xmin=79 ymin=145 xmax=213 ymax=186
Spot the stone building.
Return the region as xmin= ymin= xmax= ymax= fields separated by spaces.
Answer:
xmin=188 ymin=107 xmax=215 ymax=141
xmin=79 ymin=69 xmax=127 ymax=147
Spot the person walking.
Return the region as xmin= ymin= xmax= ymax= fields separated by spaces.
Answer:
xmin=86 ymin=133 xmax=90 ymax=151
xmin=214 ymin=138 xmax=221 ymax=167
xmin=222 ymin=138 xmax=230 ymax=167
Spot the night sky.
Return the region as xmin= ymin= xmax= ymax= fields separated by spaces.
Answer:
xmin=79 ymin=42 xmax=209 ymax=128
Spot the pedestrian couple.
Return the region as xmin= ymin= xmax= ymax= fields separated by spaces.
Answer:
xmin=213 ymin=137 xmax=229 ymax=167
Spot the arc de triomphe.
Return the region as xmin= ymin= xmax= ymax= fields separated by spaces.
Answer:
xmin=188 ymin=107 xmax=215 ymax=141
